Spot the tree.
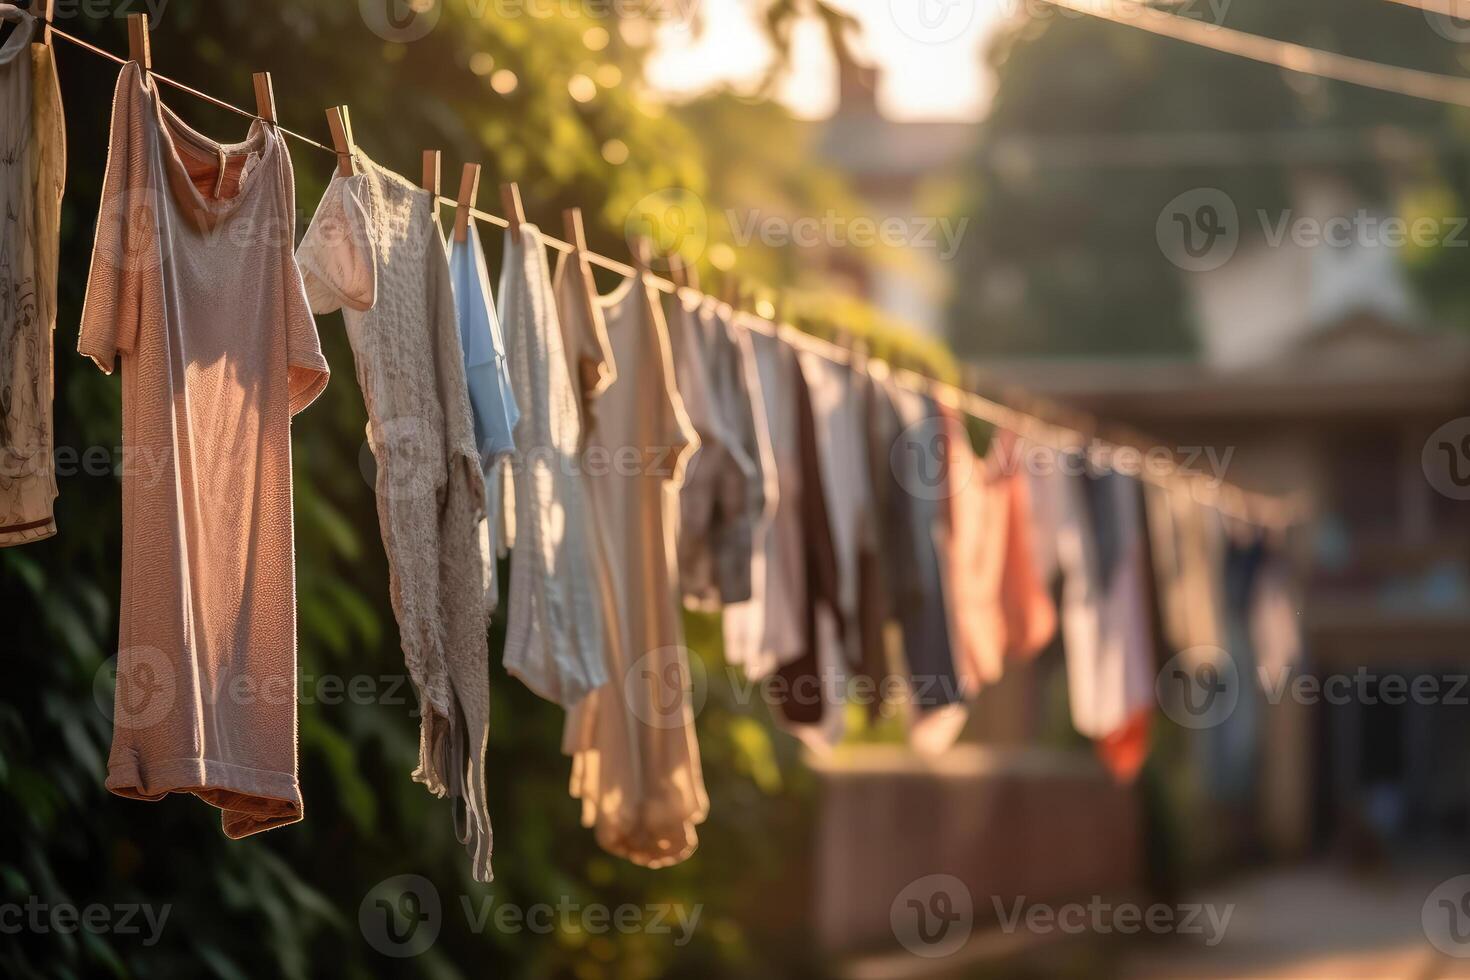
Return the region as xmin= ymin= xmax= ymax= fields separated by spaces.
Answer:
xmin=948 ymin=0 xmax=1470 ymax=358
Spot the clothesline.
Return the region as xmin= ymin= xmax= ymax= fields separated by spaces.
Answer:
xmin=35 ymin=11 xmax=1303 ymax=529
xmin=1040 ymin=0 xmax=1470 ymax=108
xmin=1382 ymin=0 xmax=1470 ymax=20
xmin=16 ymin=0 xmax=1310 ymax=882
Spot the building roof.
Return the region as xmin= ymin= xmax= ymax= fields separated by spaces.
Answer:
xmin=972 ymin=315 xmax=1470 ymax=421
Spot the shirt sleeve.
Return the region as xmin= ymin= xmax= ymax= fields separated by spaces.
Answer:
xmin=551 ymin=249 xmax=616 ymax=441
xmin=645 ymin=281 xmax=697 ymax=480
xmin=276 ymin=137 xmax=330 ymax=416
xmin=295 ymin=176 xmax=375 ymax=316
xmin=77 ymin=63 xmax=154 ymax=375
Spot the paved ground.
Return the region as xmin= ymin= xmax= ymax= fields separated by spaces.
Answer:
xmin=1119 ymin=861 xmax=1470 ymax=980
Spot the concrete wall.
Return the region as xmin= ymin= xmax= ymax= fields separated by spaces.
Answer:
xmin=812 ymin=745 xmax=1144 ymax=956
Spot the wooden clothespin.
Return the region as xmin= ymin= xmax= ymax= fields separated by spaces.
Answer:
xmin=455 ymin=163 xmax=481 ymax=244
xmin=684 ymin=262 xmax=700 ymax=292
xmin=252 ymin=72 xmax=277 ymax=126
xmin=325 ymin=106 xmax=355 ymax=177
xmin=127 ymin=11 xmax=150 ymax=72
xmin=721 ymin=273 xmax=740 ymax=310
xmin=421 ymin=150 xmax=441 ymax=196
xmin=669 ymin=251 xmax=687 ymax=290
xmin=562 ymin=206 xmax=589 ymax=252
xmin=563 ymin=207 xmax=602 ymax=327
xmin=500 ymin=182 xmax=524 ymax=244
xmin=38 ymin=0 xmax=53 ymax=45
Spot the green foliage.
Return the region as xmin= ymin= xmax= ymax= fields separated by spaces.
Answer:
xmin=949 ymin=0 xmax=1470 ymax=358
xmin=0 ymin=2 xmax=899 ymax=976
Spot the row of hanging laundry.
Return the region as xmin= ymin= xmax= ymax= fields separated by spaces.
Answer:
xmin=0 ymin=8 xmax=1303 ymax=884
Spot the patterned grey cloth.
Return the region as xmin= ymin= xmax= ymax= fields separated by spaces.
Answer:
xmin=496 ymin=223 xmax=607 ymax=708
xmin=298 ymin=151 xmax=492 ymax=880
xmin=1 ymin=9 xmax=63 ymax=545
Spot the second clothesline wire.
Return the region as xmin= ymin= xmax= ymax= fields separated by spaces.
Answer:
xmin=38 ymin=20 xmax=1301 ymax=530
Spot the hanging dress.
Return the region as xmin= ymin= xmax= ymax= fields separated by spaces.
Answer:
xmin=559 ymin=259 xmax=707 ymax=868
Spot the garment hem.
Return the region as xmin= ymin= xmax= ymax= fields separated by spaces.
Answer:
xmin=106 ymin=753 xmax=303 ymax=838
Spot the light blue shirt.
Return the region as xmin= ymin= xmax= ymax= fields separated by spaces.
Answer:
xmin=448 ymin=221 xmax=520 ymax=466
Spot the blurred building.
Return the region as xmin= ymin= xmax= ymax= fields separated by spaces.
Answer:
xmin=813 ymin=59 xmax=969 ymax=336
xmin=977 ymin=177 xmax=1470 ymax=863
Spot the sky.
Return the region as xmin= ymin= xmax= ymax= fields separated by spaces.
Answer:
xmin=644 ymin=0 xmax=1006 ymax=121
